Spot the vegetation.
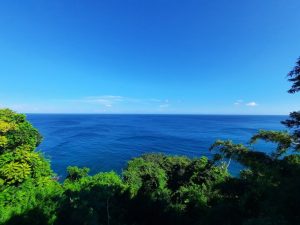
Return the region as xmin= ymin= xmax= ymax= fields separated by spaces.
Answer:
xmin=1 ymin=57 xmax=300 ymax=224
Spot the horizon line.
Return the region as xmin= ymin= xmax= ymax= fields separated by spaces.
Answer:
xmin=24 ymin=112 xmax=288 ymax=116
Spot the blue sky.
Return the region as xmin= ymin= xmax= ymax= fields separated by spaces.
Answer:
xmin=0 ymin=0 xmax=299 ymax=114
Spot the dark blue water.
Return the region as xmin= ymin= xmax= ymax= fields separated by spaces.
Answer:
xmin=27 ymin=114 xmax=287 ymax=178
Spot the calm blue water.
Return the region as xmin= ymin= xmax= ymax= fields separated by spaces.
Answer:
xmin=27 ymin=114 xmax=287 ymax=178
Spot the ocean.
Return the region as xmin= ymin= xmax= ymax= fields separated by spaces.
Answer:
xmin=27 ymin=114 xmax=287 ymax=178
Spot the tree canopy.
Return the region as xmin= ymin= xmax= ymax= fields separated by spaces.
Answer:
xmin=282 ymin=57 xmax=300 ymax=151
xmin=287 ymin=57 xmax=300 ymax=94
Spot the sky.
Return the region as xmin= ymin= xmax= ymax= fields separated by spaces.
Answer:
xmin=0 ymin=0 xmax=300 ymax=114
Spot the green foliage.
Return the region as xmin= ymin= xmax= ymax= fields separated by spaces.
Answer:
xmin=282 ymin=111 xmax=300 ymax=151
xmin=210 ymin=140 xmax=249 ymax=166
xmin=0 ymin=109 xmax=300 ymax=225
xmin=57 ymin=171 xmax=126 ymax=225
xmin=0 ymin=177 xmax=63 ymax=225
xmin=250 ymin=130 xmax=293 ymax=158
xmin=283 ymin=57 xmax=300 ymax=150
xmin=66 ymin=166 xmax=90 ymax=182
xmin=0 ymin=146 xmax=53 ymax=186
xmin=0 ymin=161 xmax=31 ymax=185
xmin=0 ymin=109 xmax=59 ymax=225
xmin=121 ymin=154 xmax=229 ymax=225
xmin=123 ymin=157 xmax=168 ymax=197
xmin=0 ymin=109 xmax=42 ymax=153
xmin=287 ymin=57 xmax=300 ymax=94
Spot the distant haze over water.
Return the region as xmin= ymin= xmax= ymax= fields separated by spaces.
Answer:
xmin=27 ymin=114 xmax=287 ymax=178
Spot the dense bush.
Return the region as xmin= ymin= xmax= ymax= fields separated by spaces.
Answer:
xmin=0 ymin=108 xmax=61 ymax=225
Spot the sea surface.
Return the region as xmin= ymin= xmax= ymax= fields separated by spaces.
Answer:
xmin=27 ymin=114 xmax=287 ymax=178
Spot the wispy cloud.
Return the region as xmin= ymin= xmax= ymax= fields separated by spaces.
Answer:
xmin=159 ymin=104 xmax=170 ymax=108
xmin=81 ymin=96 xmax=125 ymax=107
xmin=234 ymin=100 xmax=258 ymax=107
xmin=158 ymin=99 xmax=170 ymax=109
xmin=234 ymin=100 xmax=244 ymax=105
xmin=246 ymin=101 xmax=258 ymax=107
xmin=0 ymin=103 xmax=57 ymax=113
xmin=71 ymin=96 xmax=172 ymax=110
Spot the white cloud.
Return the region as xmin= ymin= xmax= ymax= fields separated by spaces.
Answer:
xmin=69 ymin=96 xmax=175 ymax=112
xmin=149 ymin=98 xmax=162 ymax=103
xmin=159 ymin=104 xmax=170 ymax=108
xmin=234 ymin=100 xmax=244 ymax=105
xmin=80 ymin=95 xmax=125 ymax=108
xmin=234 ymin=100 xmax=258 ymax=107
xmin=149 ymin=98 xmax=169 ymax=104
xmin=246 ymin=101 xmax=258 ymax=107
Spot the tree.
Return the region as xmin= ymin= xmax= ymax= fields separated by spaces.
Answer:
xmin=208 ymin=56 xmax=300 ymax=225
xmin=287 ymin=57 xmax=300 ymax=94
xmin=0 ymin=109 xmax=60 ymax=225
xmin=0 ymin=109 xmax=52 ymax=186
xmin=282 ymin=57 xmax=300 ymax=151
xmin=0 ymin=109 xmax=42 ymax=153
